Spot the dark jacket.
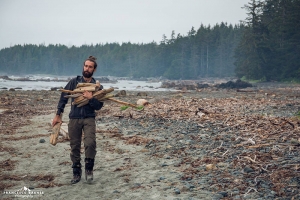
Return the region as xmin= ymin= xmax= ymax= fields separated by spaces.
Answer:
xmin=56 ymin=76 xmax=103 ymax=119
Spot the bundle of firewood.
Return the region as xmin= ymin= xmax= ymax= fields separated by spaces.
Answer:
xmin=59 ymin=81 xmax=138 ymax=108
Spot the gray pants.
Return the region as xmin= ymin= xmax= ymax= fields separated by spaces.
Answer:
xmin=68 ymin=118 xmax=96 ymax=163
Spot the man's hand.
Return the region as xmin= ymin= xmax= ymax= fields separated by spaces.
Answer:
xmin=52 ymin=115 xmax=62 ymax=127
xmin=83 ymin=90 xmax=93 ymax=100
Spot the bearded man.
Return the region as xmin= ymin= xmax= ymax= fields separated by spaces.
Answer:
xmin=52 ymin=56 xmax=103 ymax=184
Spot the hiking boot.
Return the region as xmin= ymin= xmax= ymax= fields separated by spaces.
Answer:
xmin=71 ymin=162 xmax=82 ymax=184
xmin=85 ymin=158 xmax=94 ymax=182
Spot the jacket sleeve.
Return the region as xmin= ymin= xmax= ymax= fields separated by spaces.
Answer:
xmin=87 ymin=84 xmax=104 ymax=111
xmin=88 ymin=98 xmax=104 ymax=110
xmin=56 ymin=79 xmax=76 ymax=115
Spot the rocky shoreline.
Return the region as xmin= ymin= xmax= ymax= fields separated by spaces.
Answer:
xmin=0 ymin=75 xmax=117 ymax=85
xmin=0 ymin=83 xmax=300 ymax=199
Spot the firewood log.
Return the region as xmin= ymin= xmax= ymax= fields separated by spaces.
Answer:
xmin=76 ymin=83 xmax=97 ymax=88
xmin=107 ymin=98 xmax=138 ymax=108
xmin=76 ymin=80 xmax=101 ymax=90
xmin=50 ymin=114 xmax=63 ymax=146
xmin=60 ymin=81 xmax=101 ymax=94
xmin=73 ymin=86 xmax=96 ymax=92
xmin=137 ymin=99 xmax=150 ymax=106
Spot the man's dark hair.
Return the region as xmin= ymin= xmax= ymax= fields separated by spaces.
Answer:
xmin=84 ymin=56 xmax=98 ymax=69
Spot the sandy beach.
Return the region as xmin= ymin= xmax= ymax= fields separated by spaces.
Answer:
xmin=0 ymin=84 xmax=300 ymax=199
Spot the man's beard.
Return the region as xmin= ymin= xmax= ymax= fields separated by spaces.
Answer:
xmin=82 ymin=70 xmax=93 ymax=78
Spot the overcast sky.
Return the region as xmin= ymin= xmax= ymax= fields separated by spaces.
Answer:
xmin=0 ymin=0 xmax=250 ymax=50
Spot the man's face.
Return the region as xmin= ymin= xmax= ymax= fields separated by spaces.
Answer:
xmin=82 ymin=60 xmax=95 ymax=78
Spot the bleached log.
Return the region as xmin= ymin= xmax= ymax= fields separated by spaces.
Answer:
xmin=137 ymin=99 xmax=150 ymax=106
xmin=107 ymin=98 xmax=138 ymax=108
xmin=50 ymin=122 xmax=61 ymax=146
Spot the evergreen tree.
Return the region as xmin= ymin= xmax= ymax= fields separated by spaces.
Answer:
xmin=0 ymin=20 xmax=251 ymax=80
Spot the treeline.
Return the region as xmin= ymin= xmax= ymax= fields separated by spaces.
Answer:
xmin=0 ymin=23 xmax=243 ymax=79
xmin=235 ymin=0 xmax=300 ymax=81
xmin=0 ymin=0 xmax=299 ymax=81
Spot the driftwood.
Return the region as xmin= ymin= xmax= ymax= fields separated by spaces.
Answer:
xmin=237 ymin=89 xmax=258 ymax=93
xmin=50 ymin=122 xmax=61 ymax=145
xmin=60 ymin=86 xmax=98 ymax=93
xmin=247 ymin=144 xmax=271 ymax=148
xmin=74 ymin=87 xmax=115 ymax=107
xmin=50 ymin=114 xmax=63 ymax=146
xmin=50 ymin=120 xmax=69 ymax=146
xmin=73 ymin=86 xmax=97 ymax=92
xmin=60 ymin=80 xmax=101 ymax=94
xmin=136 ymin=99 xmax=150 ymax=106
xmin=107 ymin=98 xmax=138 ymax=108
xmin=76 ymin=82 xmax=100 ymax=88
xmin=63 ymin=82 xmax=139 ymax=108
xmin=59 ymin=123 xmax=69 ymax=139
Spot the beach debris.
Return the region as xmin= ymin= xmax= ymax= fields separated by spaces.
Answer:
xmin=93 ymin=85 xmax=300 ymax=198
xmin=243 ymin=166 xmax=254 ymax=173
xmin=114 ymin=90 xmax=126 ymax=97
xmin=216 ymin=79 xmax=253 ymax=89
xmin=1 ymin=83 xmax=300 ymax=198
xmin=137 ymin=92 xmax=148 ymax=96
xmin=0 ymin=159 xmax=17 ymax=171
xmin=50 ymin=117 xmax=62 ymax=146
xmin=50 ymin=87 xmax=62 ymax=91
xmin=174 ymin=188 xmax=181 ymax=194
xmin=39 ymin=139 xmax=46 ymax=143
xmin=106 ymin=97 xmax=138 ymax=108
xmin=161 ymin=78 xmax=252 ymax=90
xmin=49 ymin=113 xmax=69 ymax=146
xmin=136 ymin=99 xmax=149 ymax=106
xmin=205 ymin=164 xmax=216 ymax=171
xmin=49 ymin=123 xmax=69 ymax=146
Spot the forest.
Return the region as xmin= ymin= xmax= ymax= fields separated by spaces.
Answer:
xmin=0 ymin=0 xmax=299 ymax=81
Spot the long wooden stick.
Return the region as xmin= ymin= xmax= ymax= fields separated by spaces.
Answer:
xmin=107 ymin=98 xmax=138 ymax=108
xmin=76 ymin=83 xmax=97 ymax=88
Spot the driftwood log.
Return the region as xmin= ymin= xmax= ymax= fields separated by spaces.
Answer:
xmin=50 ymin=122 xmax=61 ymax=145
xmin=108 ymin=97 xmax=138 ymax=108
xmin=59 ymin=81 xmax=101 ymax=94
xmin=50 ymin=113 xmax=63 ymax=146
xmin=50 ymin=120 xmax=69 ymax=146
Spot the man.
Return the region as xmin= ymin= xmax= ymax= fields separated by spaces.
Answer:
xmin=52 ymin=56 xmax=103 ymax=184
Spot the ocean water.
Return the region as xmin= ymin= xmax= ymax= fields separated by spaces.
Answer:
xmin=0 ymin=75 xmax=173 ymax=91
